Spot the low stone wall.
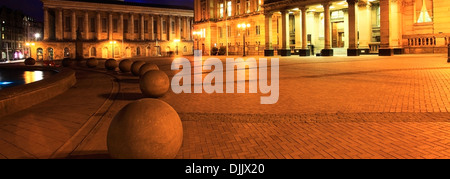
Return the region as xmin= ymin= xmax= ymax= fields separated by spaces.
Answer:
xmin=0 ymin=66 xmax=76 ymax=118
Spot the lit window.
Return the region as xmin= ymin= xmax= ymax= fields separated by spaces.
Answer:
xmin=1 ymin=34 xmax=4 ymax=39
xmin=236 ymin=0 xmax=240 ymax=15
xmin=416 ymin=0 xmax=433 ymax=23
xmin=246 ymin=0 xmax=250 ymax=13
xmin=220 ymin=3 xmax=224 ymax=18
xmin=1 ymin=27 xmax=4 ymax=31
xmin=257 ymin=0 xmax=262 ymax=11
xmin=227 ymin=1 xmax=232 ymax=17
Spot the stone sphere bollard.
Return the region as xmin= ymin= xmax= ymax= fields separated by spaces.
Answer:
xmin=86 ymin=58 xmax=98 ymax=68
xmin=105 ymin=59 xmax=118 ymax=71
xmin=119 ymin=59 xmax=132 ymax=73
xmin=61 ymin=58 xmax=73 ymax=67
xmin=139 ymin=63 xmax=160 ymax=77
xmin=24 ymin=58 xmax=36 ymax=65
xmin=140 ymin=70 xmax=170 ymax=98
xmin=131 ymin=61 xmax=146 ymax=76
xmin=107 ymin=98 xmax=183 ymax=159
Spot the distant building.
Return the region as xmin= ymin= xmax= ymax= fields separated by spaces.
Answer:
xmin=194 ymin=0 xmax=450 ymax=56
xmin=0 ymin=6 xmax=43 ymax=60
xmin=34 ymin=0 xmax=194 ymax=61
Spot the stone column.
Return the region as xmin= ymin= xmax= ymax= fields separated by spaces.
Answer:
xmin=299 ymin=7 xmax=310 ymax=56
xmin=140 ymin=14 xmax=145 ymax=40
xmin=56 ymin=8 xmax=63 ymax=40
xmin=379 ymin=0 xmax=393 ymax=56
xmin=347 ymin=0 xmax=359 ymax=56
xmin=279 ymin=10 xmax=291 ymax=56
xmin=264 ymin=12 xmax=274 ymax=56
xmin=186 ymin=17 xmax=191 ymax=40
xmin=44 ymin=8 xmax=49 ymax=40
xmin=71 ymin=11 xmax=77 ymax=40
xmin=84 ymin=11 xmax=89 ymax=40
xmin=358 ymin=1 xmax=372 ymax=54
xmin=109 ymin=13 xmax=113 ymax=40
xmin=130 ymin=14 xmax=134 ymax=40
xmin=167 ymin=16 xmax=172 ymax=41
xmin=321 ymin=1 xmax=333 ymax=56
xmin=176 ymin=16 xmax=181 ymax=40
xmin=96 ymin=12 xmax=101 ymax=40
xmin=149 ymin=15 xmax=154 ymax=40
xmin=119 ymin=13 xmax=124 ymax=40
xmin=157 ymin=15 xmax=162 ymax=41
xmin=294 ymin=11 xmax=301 ymax=51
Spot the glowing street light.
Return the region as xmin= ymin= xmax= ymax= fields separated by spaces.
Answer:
xmin=193 ymin=31 xmax=202 ymax=51
xmin=34 ymin=33 xmax=41 ymax=41
xmin=237 ymin=23 xmax=251 ymax=56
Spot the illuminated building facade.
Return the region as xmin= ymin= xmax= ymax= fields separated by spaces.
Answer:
xmin=194 ymin=0 xmax=450 ymax=56
xmin=33 ymin=0 xmax=194 ymax=60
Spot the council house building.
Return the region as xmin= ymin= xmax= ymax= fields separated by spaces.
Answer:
xmin=193 ymin=0 xmax=450 ymax=56
xmin=31 ymin=0 xmax=194 ymax=61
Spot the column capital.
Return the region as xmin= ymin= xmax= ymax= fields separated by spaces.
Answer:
xmin=321 ymin=1 xmax=332 ymax=7
xmin=264 ymin=11 xmax=274 ymax=16
xmin=346 ymin=0 xmax=359 ymax=4
xmin=300 ymin=6 xmax=308 ymax=12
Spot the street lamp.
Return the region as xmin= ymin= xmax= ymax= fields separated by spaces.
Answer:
xmin=237 ymin=23 xmax=250 ymax=56
xmin=34 ymin=33 xmax=41 ymax=41
xmin=174 ymin=39 xmax=180 ymax=55
xmin=110 ymin=41 xmax=117 ymax=58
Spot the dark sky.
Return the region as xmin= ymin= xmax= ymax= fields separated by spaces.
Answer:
xmin=0 ymin=0 xmax=194 ymax=22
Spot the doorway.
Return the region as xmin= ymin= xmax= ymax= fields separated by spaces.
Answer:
xmin=332 ymin=22 xmax=345 ymax=48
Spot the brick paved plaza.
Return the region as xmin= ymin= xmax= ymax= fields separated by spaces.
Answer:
xmin=1 ymin=54 xmax=450 ymax=159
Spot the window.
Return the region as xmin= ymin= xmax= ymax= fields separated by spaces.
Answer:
xmin=219 ymin=27 xmax=223 ymax=38
xmin=102 ymin=18 xmax=107 ymax=32
xmin=65 ymin=17 xmax=71 ymax=32
xmin=90 ymin=18 xmax=95 ymax=32
xmin=144 ymin=20 xmax=148 ymax=33
xmin=236 ymin=0 xmax=240 ymax=15
xmin=227 ymin=1 xmax=232 ymax=17
xmin=153 ymin=20 xmax=157 ymax=34
xmin=64 ymin=48 xmax=70 ymax=58
xmin=256 ymin=25 xmax=260 ymax=35
xmin=257 ymin=0 xmax=261 ymax=11
xmin=124 ymin=20 xmax=128 ymax=33
xmin=171 ymin=21 xmax=175 ymax=34
xmin=113 ymin=19 xmax=118 ymax=33
xmin=1 ymin=26 xmax=4 ymax=31
xmin=220 ymin=3 xmax=224 ymax=18
xmin=137 ymin=47 xmax=141 ymax=56
xmin=91 ymin=47 xmax=96 ymax=57
xmin=163 ymin=21 xmax=167 ymax=34
xmin=416 ymin=0 xmax=433 ymax=23
xmin=1 ymin=34 xmax=4 ymax=39
xmin=77 ymin=17 xmax=83 ymax=32
xmin=183 ymin=46 xmax=187 ymax=52
xmin=246 ymin=0 xmax=250 ymax=13
xmin=134 ymin=20 xmax=139 ymax=33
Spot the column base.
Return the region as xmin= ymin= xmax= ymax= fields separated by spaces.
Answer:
xmin=299 ymin=49 xmax=310 ymax=56
xmin=347 ymin=48 xmax=360 ymax=56
xmin=264 ymin=49 xmax=274 ymax=56
xmin=278 ymin=49 xmax=291 ymax=56
xmin=379 ymin=48 xmax=393 ymax=56
xmin=393 ymin=48 xmax=404 ymax=55
xmin=320 ymin=49 xmax=334 ymax=56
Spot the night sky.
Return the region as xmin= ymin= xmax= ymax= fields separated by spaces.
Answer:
xmin=0 ymin=0 xmax=194 ymax=22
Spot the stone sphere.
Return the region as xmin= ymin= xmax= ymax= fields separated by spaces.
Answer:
xmin=86 ymin=58 xmax=98 ymax=68
xmin=131 ymin=61 xmax=146 ymax=76
xmin=61 ymin=58 xmax=73 ymax=67
xmin=119 ymin=59 xmax=132 ymax=73
xmin=107 ymin=98 xmax=183 ymax=159
xmin=139 ymin=63 xmax=160 ymax=77
xmin=105 ymin=59 xmax=118 ymax=71
xmin=140 ymin=70 xmax=170 ymax=98
xmin=24 ymin=58 xmax=36 ymax=65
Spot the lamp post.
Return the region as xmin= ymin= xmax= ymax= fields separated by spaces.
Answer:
xmin=174 ymin=39 xmax=180 ymax=55
xmin=193 ymin=31 xmax=201 ymax=51
xmin=25 ymin=42 xmax=35 ymax=59
xmin=110 ymin=41 xmax=116 ymax=58
xmin=237 ymin=23 xmax=250 ymax=56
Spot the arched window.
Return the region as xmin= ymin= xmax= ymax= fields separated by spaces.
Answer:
xmin=183 ymin=46 xmax=187 ymax=52
xmin=90 ymin=47 xmax=96 ymax=57
xmin=64 ymin=47 xmax=70 ymax=58
xmin=137 ymin=47 xmax=141 ymax=56
xmin=47 ymin=48 xmax=54 ymax=60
